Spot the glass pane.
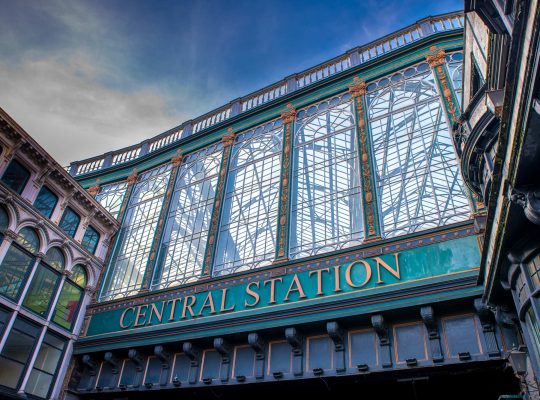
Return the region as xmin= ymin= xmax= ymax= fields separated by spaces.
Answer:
xmin=0 ymin=207 xmax=8 ymax=231
xmin=214 ymin=120 xmax=283 ymax=276
xmin=44 ymin=248 xmax=64 ymax=271
xmin=291 ymin=96 xmax=364 ymax=259
xmin=70 ymin=265 xmax=87 ymax=287
xmin=81 ymin=226 xmax=100 ymax=254
xmin=445 ymin=51 xmax=463 ymax=108
xmin=152 ymin=143 xmax=223 ymax=289
xmin=366 ymin=60 xmax=470 ymax=238
xmin=1 ymin=159 xmax=30 ymax=194
xmin=0 ymin=244 xmax=35 ymax=300
xmin=95 ymin=181 xmax=128 ymax=219
xmin=33 ymin=186 xmax=58 ymax=219
xmin=59 ymin=207 xmax=80 ymax=237
xmin=25 ymin=370 xmax=53 ymax=398
xmin=32 ymin=333 xmax=65 ymax=374
xmin=23 ymin=265 xmax=60 ymax=316
xmin=52 ymin=282 xmax=82 ymax=330
xmin=100 ymin=164 xmax=172 ymax=301
xmin=16 ymin=227 xmax=40 ymax=253
xmin=0 ymin=358 xmax=25 ymax=388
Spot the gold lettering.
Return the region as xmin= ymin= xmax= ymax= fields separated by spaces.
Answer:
xmin=334 ymin=265 xmax=342 ymax=292
xmin=263 ymin=278 xmax=283 ymax=304
xmin=345 ymin=260 xmax=372 ymax=288
xmin=120 ymin=307 xmax=135 ymax=329
xmin=220 ymin=288 xmax=236 ymax=312
xmin=148 ymin=302 xmax=165 ymax=325
xmin=134 ymin=305 xmax=148 ymax=327
xmin=284 ymin=274 xmax=307 ymax=301
xmin=198 ymin=292 xmax=216 ymax=316
xmin=309 ymin=268 xmax=330 ymax=296
xmin=182 ymin=295 xmax=196 ymax=319
xmin=245 ymin=282 xmax=260 ymax=307
xmin=374 ymin=253 xmax=400 ymax=284
xmin=166 ymin=298 xmax=182 ymax=322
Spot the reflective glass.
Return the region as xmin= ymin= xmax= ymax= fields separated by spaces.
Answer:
xmin=366 ymin=60 xmax=470 ymax=238
xmin=95 ymin=181 xmax=128 ymax=219
xmin=33 ymin=186 xmax=58 ymax=219
xmin=59 ymin=207 xmax=80 ymax=237
xmin=290 ymin=95 xmax=364 ymax=259
xmin=214 ymin=120 xmax=283 ymax=276
xmin=25 ymin=332 xmax=65 ymax=398
xmin=44 ymin=247 xmax=65 ymax=271
xmin=0 ymin=318 xmax=40 ymax=389
xmin=16 ymin=227 xmax=40 ymax=253
xmin=70 ymin=265 xmax=87 ymax=287
xmin=52 ymin=281 xmax=82 ymax=330
xmin=1 ymin=159 xmax=30 ymax=195
xmin=0 ymin=244 xmax=35 ymax=300
xmin=101 ymin=164 xmax=172 ymax=300
xmin=446 ymin=51 xmax=463 ymax=108
xmin=81 ymin=226 xmax=100 ymax=254
xmin=23 ymin=264 xmax=60 ymax=316
xmin=152 ymin=143 xmax=223 ymax=289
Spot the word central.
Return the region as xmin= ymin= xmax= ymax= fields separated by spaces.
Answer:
xmin=119 ymin=254 xmax=400 ymax=329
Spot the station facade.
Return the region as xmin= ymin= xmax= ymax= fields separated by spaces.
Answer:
xmin=1 ymin=4 xmax=539 ymax=400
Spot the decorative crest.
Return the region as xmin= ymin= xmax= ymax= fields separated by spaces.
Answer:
xmin=426 ymin=45 xmax=446 ymax=68
xmin=281 ymin=104 xmax=297 ymax=124
xmin=221 ymin=128 xmax=236 ymax=146
xmin=348 ymin=77 xmax=367 ymax=98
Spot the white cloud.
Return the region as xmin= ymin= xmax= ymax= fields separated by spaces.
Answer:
xmin=0 ymin=53 xmax=181 ymax=166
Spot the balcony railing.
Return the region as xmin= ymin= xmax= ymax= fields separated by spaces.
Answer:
xmin=68 ymin=11 xmax=464 ymax=177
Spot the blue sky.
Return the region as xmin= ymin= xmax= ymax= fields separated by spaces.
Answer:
xmin=0 ymin=0 xmax=461 ymax=165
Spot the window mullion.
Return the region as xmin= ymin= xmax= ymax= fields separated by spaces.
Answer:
xmin=275 ymin=104 xmax=297 ymax=261
xmin=17 ymin=325 xmax=47 ymax=395
xmin=350 ymin=78 xmax=382 ymax=241
xmin=202 ymin=129 xmax=236 ymax=277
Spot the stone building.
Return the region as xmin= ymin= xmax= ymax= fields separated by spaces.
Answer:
xmin=0 ymin=108 xmax=118 ymax=399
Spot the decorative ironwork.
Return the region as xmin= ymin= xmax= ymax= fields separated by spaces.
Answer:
xmin=152 ymin=144 xmax=223 ymax=289
xmin=95 ymin=181 xmax=129 ymax=220
xmin=426 ymin=46 xmax=459 ymax=123
xmin=275 ymin=104 xmax=296 ymax=260
xmin=100 ymin=163 xmax=172 ymax=301
xmin=290 ymin=92 xmax=364 ymax=259
xmin=349 ymin=77 xmax=380 ymax=239
xmin=213 ymin=120 xmax=283 ymax=276
xmin=202 ymin=129 xmax=236 ymax=276
xmin=366 ymin=59 xmax=470 ymax=238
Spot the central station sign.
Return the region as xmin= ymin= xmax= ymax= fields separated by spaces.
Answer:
xmin=83 ymin=235 xmax=480 ymax=338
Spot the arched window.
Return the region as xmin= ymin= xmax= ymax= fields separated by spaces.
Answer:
xmin=213 ymin=120 xmax=283 ymax=276
xmin=23 ymin=247 xmax=64 ymax=316
xmin=0 ymin=207 xmax=8 ymax=242
xmin=53 ymin=264 xmax=87 ymax=330
xmin=1 ymin=159 xmax=30 ymax=195
xmin=366 ymin=60 xmax=470 ymax=238
xmin=0 ymin=227 xmax=40 ymax=300
xmin=290 ymin=94 xmax=364 ymax=259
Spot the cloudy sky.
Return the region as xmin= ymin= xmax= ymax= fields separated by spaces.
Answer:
xmin=0 ymin=0 xmax=461 ymax=166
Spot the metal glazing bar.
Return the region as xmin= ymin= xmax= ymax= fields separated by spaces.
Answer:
xmin=139 ymin=153 xmax=184 ymax=292
xmin=202 ymin=129 xmax=236 ymax=276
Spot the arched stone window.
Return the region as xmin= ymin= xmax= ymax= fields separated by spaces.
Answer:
xmin=23 ymin=247 xmax=64 ymax=316
xmin=52 ymin=264 xmax=87 ymax=330
xmin=0 ymin=227 xmax=40 ymax=300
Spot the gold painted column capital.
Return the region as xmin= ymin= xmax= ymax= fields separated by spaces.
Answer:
xmin=425 ymin=46 xmax=446 ymax=68
xmin=348 ymin=77 xmax=367 ymax=98
xmin=281 ymin=104 xmax=297 ymax=124
xmin=171 ymin=151 xmax=184 ymax=167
